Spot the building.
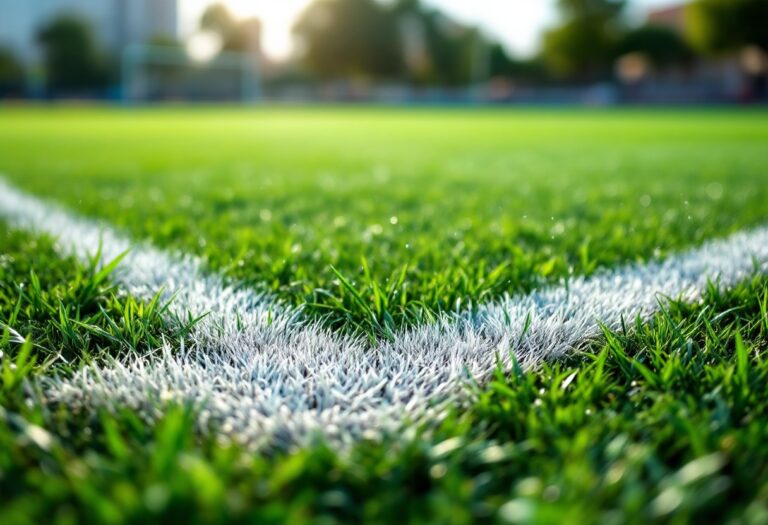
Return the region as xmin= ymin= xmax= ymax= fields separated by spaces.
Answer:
xmin=0 ymin=0 xmax=180 ymax=63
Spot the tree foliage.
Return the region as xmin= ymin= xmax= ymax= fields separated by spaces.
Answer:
xmin=556 ymin=0 xmax=625 ymax=18
xmin=618 ymin=25 xmax=694 ymax=68
xmin=393 ymin=0 xmax=485 ymax=86
xmin=488 ymin=44 xmax=547 ymax=83
xmin=541 ymin=0 xmax=627 ymax=81
xmin=36 ymin=15 xmax=109 ymax=93
xmin=293 ymin=0 xmax=495 ymax=85
xmin=0 ymin=47 xmax=24 ymax=96
xmin=293 ymin=0 xmax=401 ymax=80
xmin=201 ymin=4 xmax=261 ymax=54
xmin=687 ymin=0 xmax=768 ymax=53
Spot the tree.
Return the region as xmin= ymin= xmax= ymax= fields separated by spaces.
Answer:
xmin=556 ymin=0 xmax=625 ymax=18
xmin=488 ymin=44 xmax=547 ymax=83
xmin=687 ymin=0 xmax=768 ymax=100
xmin=292 ymin=0 xmax=509 ymax=86
xmin=37 ymin=15 xmax=109 ymax=93
xmin=421 ymin=13 xmax=479 ymax=85
xmin=541 ymin=0 xmax=626 ymax=81
xmin=201 ymin=3 xmax=261 ymax=55
xmin=687 ymin=0 xmax=768 ymax=53
xmin=293 ymin=0 xmax=402 ymax=80
xmin=618 ymin=25 xmax=694 ymax=69
xmin=0 ymin=47 xmax=24 ymax=96
xmin=393 ymin=0 xmax=490 ymax=86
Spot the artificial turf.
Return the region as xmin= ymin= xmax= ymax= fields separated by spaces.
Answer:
xmin=1 ymin=107 xmax=768 ymax=523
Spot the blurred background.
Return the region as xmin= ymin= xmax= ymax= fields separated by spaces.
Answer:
xmin=0 ymin=0 xmax=766 ymax=105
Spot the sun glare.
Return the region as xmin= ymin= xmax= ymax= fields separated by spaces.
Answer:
xmin=186 ymin=30 xmax=223 ymax=62
xmin=198 ymin=0 xmax=557 ymax=62
xmin=216 ymin=0 xmax=312 ymax=60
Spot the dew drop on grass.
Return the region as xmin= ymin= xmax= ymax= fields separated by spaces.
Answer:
xmin=651 ymin=487 xmax=684 ymax=517
xmin=363 ymin=224 xmax=383 ymax=242
xmin=515 ymin=477 xmax=542 ymax=497
xmin=389 ymin=216 xmax=398 ymax=225
xmin=542 ymin=485 xmax=561 ymax=502
xmin=499 ymin=499 xmax=535 ymax=524
xmin=706 ymin=182 xmax=724 ymax=200
xmin=25 ymin=424 xmax=54 ymax=451
xmin=429 ymin=463 xmax=448 ymax=479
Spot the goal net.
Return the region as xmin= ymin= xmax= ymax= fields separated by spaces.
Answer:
xmin=121 ymin=45 xmax=260 ymax=103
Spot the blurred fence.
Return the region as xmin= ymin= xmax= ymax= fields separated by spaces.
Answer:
xmin=122 ymin=46 xmax=259 ymax=103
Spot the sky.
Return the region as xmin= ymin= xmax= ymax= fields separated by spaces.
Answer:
xmin=180 ymin=0 xmax=678 ymax=61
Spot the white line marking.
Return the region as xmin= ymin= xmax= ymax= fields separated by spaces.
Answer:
xmin=2 ymin=177 xmax=768 ymax=448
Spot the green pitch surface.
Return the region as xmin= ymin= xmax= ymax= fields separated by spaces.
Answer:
xmin=2 ymin=107 xmax=767 ymax=335
xmin=2 ymin=107 xmax=768 ymax=524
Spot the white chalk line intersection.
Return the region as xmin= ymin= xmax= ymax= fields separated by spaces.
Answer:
xmin=2 ymin=177 xmax=768 ymax=448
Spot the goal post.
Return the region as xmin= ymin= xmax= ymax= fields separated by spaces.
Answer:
xmin=121 ymin=45 xmax=260 ymax=103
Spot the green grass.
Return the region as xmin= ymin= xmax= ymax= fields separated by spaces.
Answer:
xmin=1 ymin=107 xmax=767 ymax=334
xmin=2 ymin=235 xmax=768 ymax=523
xmin=2 ymin=107 xmax=768 ymax=523
xmin=0 ymin=224 xmax=195 ymax=367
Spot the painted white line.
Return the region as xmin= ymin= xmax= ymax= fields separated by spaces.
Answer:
xmin=2 ymin=178 xmax=768 ymax=448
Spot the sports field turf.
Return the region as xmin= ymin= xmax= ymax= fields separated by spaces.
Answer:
xmin=1 ymin=107 xmax=768 ymax=523
xmin=2 ymin=108 xmax=767 ymax=334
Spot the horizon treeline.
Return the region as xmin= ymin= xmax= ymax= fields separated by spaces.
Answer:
xmin=0 ymin=0 xmax=766 ymax=97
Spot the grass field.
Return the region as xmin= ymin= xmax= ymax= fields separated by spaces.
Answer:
xmin=1 ymin=107 xmax=768 ymax=524
xmin=2 ymin=108 xmax=767 ymax=334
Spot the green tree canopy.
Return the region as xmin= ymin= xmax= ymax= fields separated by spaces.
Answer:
xmin=395 ymin=0 xmax=482 ymax=86
xmin=293 ymin=0 xmax=402 ymax=80
xmin=488 ymin=44 xmax=547 ymax=83
xmin=541 ymin=0 xmax=626 ymax=81
xmin=618 ymin=25 xmax=694 ymax=68
xmin=37 ymin=15 xmax=109 ymax=93
xmin=687 ymin=0 xmax=768 ymax=53
xmin=556 ymin=0 xmax=625 ymax=18
xmin=201 ymin=3 xmax=261 ymax=54
xmin=293 ymin=0 xmax=497 ymax=86
xmin=0 ymin=47 xmax=24 ymax=95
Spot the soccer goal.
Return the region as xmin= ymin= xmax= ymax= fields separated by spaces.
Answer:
xmin=121 ymin=45 xmax=260 ymax=103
